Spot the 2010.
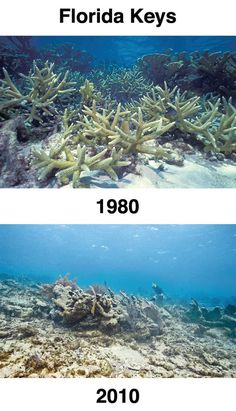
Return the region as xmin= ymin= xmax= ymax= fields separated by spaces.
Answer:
xmin=96 ymin=388 xmax=140 ymax=404
xmin=97 ymin=199 xmax=139 ymax=214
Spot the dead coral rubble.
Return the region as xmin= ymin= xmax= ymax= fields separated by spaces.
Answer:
xmin=1 ymin=278 xmax=236 ymax=378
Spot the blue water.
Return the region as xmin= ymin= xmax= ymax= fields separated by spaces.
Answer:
xmin=2 ymin=36 xmax=236 ymax=66
xmin=0 ymin=225 xmax=235 ymax=302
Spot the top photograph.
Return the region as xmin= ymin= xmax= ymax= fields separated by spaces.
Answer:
xmin=0 ymin=35 xmax=235 ymax=189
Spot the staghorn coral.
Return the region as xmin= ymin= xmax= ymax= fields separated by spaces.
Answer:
xmin=79 ymin=79 xmax=94 ymax=105
xmin=75 ymin=99 xmax=175 ymax=158
xmin=138 ymin=83 xmax=236 ymax=154
xmin=77 ymin=101 xmax=131 ymax=145
xmin=79 ymin=79 xmax=101 ymax=106
xmin=31 ymin=102 xmax=132 ymax=187
xmin=31 ymin=83 xmax=236 ymax=188
xmin=93 ymin=66 xmax=152 ymax=103
xmin=61 ymin=93 xmax=167 ymax=157
xmin=0 ymin=54 xmax=235 ymax=188
xmin=180 ymin=98 xmax=236 ymax=153
xmin=139 ymin=82 xmax=178 ymax=121
xmin=33 ymin=143 xmax=130 ymax=187
xmin=139 ymin=83 xmax=201 ymax=125
xmin=0 ymin=61 xmax=76 ymax=122
xmin=108 ymin=107 xmax=175 ymax=158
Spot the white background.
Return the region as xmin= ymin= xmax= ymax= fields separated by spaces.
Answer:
xmin=0 ymin=189 xmax=235 ymax=223
xmin=0 ymin=0 xmax=236 ymax=408
xmin=0 ymin=0 xmax=235 ymax=35
xmin=1 ymin=379 xmax=236 ymax=411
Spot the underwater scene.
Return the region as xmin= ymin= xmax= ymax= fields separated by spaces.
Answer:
xmin=0 ymin=224 xmax=236 ymax=377
xmin=0 ymin=36 xmax=236 ymax=188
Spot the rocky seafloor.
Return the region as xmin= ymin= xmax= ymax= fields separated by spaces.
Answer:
xmin=0 ymin=278 xmax=236 ymax=378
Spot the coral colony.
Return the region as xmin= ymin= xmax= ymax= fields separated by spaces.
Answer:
xmin=0 ymin=37 xmax=236 ymax=188
xmin=0 ymin=275 xmax=236 ymax=377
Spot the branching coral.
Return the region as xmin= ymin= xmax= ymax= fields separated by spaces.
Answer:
xmin=31 ymin=83 xmax=236 ymax=187
xmin=138 ymin=83 xmax=236 ymax=154
xmin=30 ymin=101 xmax=133 ymax=186
xmin=0 ymin=61 xmax=76 ymax=122
xmin=108 ymin=107 xmax=175 ymax=158
xmin=0 ymin=52 xmax=235 ymax=188
xmin=75 ymin=99 xmax=174 ymax=158
xmin=76 ymin=101 xmax=131 ymax=145
xmin=32 ymin=97 xmax=178 ymax=185
xmin=178 ymin=98 xmax=236 ymax=153
xmin=33 ymin=143 xmax=130 ymax=187
xmin=90 ymin=66 xmax=152 ymax=103
xmin=139 ymin=83 xmax=178 ymax=121
xmin=79 ymin=79 xmax=101 ymax=106
xmin=139 ymin=83 xmax=200 ymax=124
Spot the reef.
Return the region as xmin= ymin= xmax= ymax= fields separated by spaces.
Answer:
xmin=0 ymin=277 xmax=236 ymax=378
xmin=0 ymin=46 xmax=236 ymax=188
xmin=138 ymin=50 xmax=236 ymax=99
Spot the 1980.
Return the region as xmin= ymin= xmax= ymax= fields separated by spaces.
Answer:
xmin=97 ymin=199 xmax=139 ymax=214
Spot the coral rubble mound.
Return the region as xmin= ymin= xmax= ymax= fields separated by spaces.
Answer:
xmin=42 ymin=276 xmax=163 ymax=339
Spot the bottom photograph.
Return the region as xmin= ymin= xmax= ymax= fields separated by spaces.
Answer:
xmin=0 ymin=224 xmax=235 ymax=378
